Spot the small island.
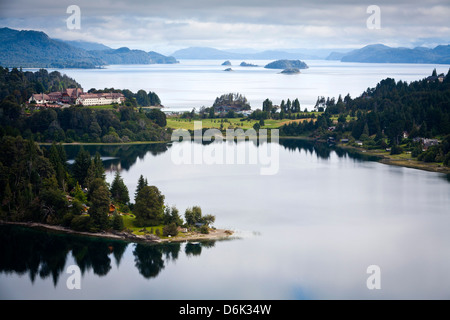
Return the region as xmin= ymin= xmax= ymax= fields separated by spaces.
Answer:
xmin=281 ymin=68 xmax=301 ymax=74
xmin=240 ymin=61 xmax=258 ymax=67
xmin=265 ymin=59 xmax=309 ymax=70
xmin=222 ymin=60 xmax=232 ymax=66
xmin=223 ymin=68 xmax=234 ymax=72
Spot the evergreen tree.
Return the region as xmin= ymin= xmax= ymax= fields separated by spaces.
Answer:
xmin=110 ymin=171 xmax=129 ymax=205
xmin=135 ymin=175 xmax=148 ymax=202
xmin=89 ymin=178 xmax=110 ymax=231
xmin=72 ymin=147 xmax=91 ymax=187
xmin=112 ymin=212 xmax=124 ymax=231
xmin=163 ymin=205 xmax=183 ymax=226
xmin=85 ymin=152 xmax=105 ymax=189
xmin=134 ymin=185 xmax=164 ymax=227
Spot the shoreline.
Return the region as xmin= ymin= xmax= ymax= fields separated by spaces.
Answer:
xmin=0 ymin=220 xmax=235 ymax=244
xmin=334 ymin=142 xmax=450 ymax=175
xmin=38 ymin=135 xmax=449 ymax=175
xmin=37 ymin=140 xmax=171 ymax=146
xmin=279 ymin=136 xmax=450 ymax=175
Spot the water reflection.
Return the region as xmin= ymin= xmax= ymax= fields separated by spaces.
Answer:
xmin=0 ymin=225 xmax=217 ymax=283
xmin=48 ymin=138 xmax=385 ymax=174
xmin=49 ymin=143 xmax=171 ymax=171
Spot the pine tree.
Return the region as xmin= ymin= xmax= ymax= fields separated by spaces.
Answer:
xmin=89 ymin=179 xmax=110 ymax=231
xmin=72 ymin=147 xmax=91 ymax=187
xmin=135 ymin=175 xmax=148 ymax=202
xmin=110 ymin=171 xmax=129 ymax=205
xmin=85 ymin=152 xmax=105 ymax=189
xmin=134 ymin=185 xmax=164 ymax=227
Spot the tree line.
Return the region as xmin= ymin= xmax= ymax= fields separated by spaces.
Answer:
xmin=0 ymin=68 xmax=168 ymax=143
xmin=278 ymin=69 xmax=450 ymax=166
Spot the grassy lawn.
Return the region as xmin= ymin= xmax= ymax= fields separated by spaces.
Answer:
xmin=166 ymin=117 xmax=317 ymax=131
xmin=122 ymin=214 xmax=163 ymax=236
xmin=85 ymin=104 xmax=118 ymax=110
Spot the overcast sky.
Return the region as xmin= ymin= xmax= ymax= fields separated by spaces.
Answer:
xmin=1 ymin=0 xmax=449 ymax=54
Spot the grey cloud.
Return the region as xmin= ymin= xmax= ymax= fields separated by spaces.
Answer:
xmin=0 ymin=0 xmax=449 ymax=51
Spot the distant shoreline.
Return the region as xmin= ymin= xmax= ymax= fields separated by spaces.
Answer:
xmin=0 ymin=220 xmax=235 ymax=244
xmin=279 ymin=136 xmax=450 ymax=175
xmin=38 ymin=135 xmax=450 ymax=174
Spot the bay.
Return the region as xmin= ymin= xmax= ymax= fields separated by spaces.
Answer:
xmin=1 ymin=139 xmax=450 ymax=299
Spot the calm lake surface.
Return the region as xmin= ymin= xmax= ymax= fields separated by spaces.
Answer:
xmin=1 ymin=140 xmax=450 ymax=299
xmin=39 ymin=60 xmax=450 ymax=111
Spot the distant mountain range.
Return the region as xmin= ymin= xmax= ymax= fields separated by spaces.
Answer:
xmin=2 ymin=27 xmax=448 ymax=68
xmin=172 ymin=44 xmax=450 ymax=64
xmin=0 ymin=27 xmax=178 ymax=68
xmin=327 ymin=44 xmax=450 ymax=64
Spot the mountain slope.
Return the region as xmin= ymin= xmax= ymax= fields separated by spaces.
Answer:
xmin=58 ymin=39 xmax=111 ymax=51
xmin=88 ymin=47 xmax=177 ymax=64
xmin=340 ymin=44 xmax=450 ymax=64
xmin=0 ymin=27 xmax=103 ymax=68
xmin=0 ymin=27 xmax=178 ymax=68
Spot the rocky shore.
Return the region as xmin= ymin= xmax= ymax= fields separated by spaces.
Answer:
xmin=0 ymin=220 xmax=235 ymax=244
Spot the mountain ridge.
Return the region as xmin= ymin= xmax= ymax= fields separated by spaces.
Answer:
xmin=0 ymin=27 xmax=178 ymax=68
xmin=328 ymin=44 xmax=450 ymax=64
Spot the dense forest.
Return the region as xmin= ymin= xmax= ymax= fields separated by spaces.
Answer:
xmin=0 ymin=136 xmax=214 ymax=236
xmin=0 ymin=67 xmax=170 ymax=143
xmin=277 ymin=69 xmax=450 ymax=166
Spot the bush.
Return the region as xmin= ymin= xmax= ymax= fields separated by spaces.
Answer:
xmin=111 ymin=213 xmax=124 ymax=231
xmin=70 ymin=215 xmax=93 ymax=232
xmin=390 ymin=144 xmax=403 ymax=155
xmin=62 ymin=213 xmax=74 ymax=227
xmin=199 ymin=225 xmax=209 ymax=234
xmin=444 ymin=152 xmax=450 ymax=166
xmin=162 ymin=223 xmax=178 ymax=237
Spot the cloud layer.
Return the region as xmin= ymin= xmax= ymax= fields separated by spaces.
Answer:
xmin=1 ymin=0 xmax=449 ymax=53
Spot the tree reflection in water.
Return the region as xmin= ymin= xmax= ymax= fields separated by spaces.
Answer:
xmin=0 ymin=225 xmax=217 ymax=284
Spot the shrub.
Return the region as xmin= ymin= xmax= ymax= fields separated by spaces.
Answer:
xmin=199 ymin=225 xmax=209 ymax=234
xmin=112 ymin=213 xmax=124 ymax=231
xmin=62 ymin=213 xmax=74 ymax=227
xmin=162 ymin=223 xmax=178 ymax=237
xmin=390 ymin=144 xmax=403 ymax=155
xmin=70 ymin=215 xmax=93 ymax=232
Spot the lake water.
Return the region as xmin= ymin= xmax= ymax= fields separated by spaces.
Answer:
xmin=1 ymin=140 xmax=450 ymax=299
xmin=40 ymin=60 xmax=450 ymax=112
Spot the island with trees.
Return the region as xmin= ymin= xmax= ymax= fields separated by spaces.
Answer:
xmin=240 ymin=62 xmax=259 ymax=67
xmin=281 ymin=68 xmax=301 ymax=74
xmin=264 ymin=59 xmax=309 ymax=70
